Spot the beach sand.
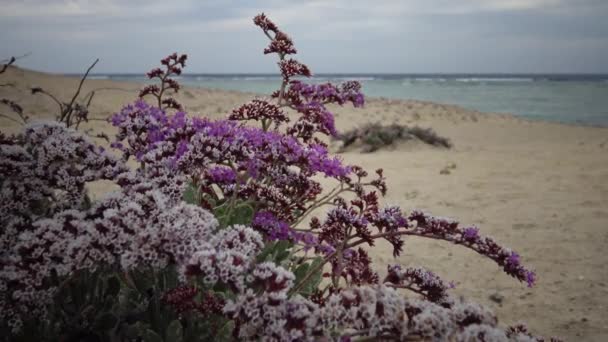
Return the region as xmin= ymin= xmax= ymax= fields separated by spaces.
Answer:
xmin=2 ymin=66 xmax=608 ymax=341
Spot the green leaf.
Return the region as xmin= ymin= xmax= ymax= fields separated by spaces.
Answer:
xmin=295 ymin=257 xmax=324 ymax=297
xmin=165 ymin=320 xmax=183 ymax=342
xmin=256 ymin=242 xmax=277 ymax=263
xmin=293 ymin=263 xmax=310 ymax=283
xmin=273 ymin=240 xmax=293 ymax=264
xmin=256 ymin=240 xmax=293 ymax=263
xmin=231 ymin=204 xmax=254 ymax=225
xmin=215 ymin=203 xmax=255 ymax=228
xmin=93 ymin=312 xmax=118 ymax=331
xmin=142 ymin=329 xmax=164 ymax=342
xmin=182 ymin=182 xmax=200 ymax=205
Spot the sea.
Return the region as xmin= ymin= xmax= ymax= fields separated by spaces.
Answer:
xmin=89 ymin=74 xmax=608 ymax=127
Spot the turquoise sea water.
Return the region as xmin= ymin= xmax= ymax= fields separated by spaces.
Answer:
xmin=90 ymin=74 xmax=608 ymax=126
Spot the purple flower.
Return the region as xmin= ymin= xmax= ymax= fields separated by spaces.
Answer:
xmin=352 ymin=93 xmax=365 ymax=107
xmin=507 ymin=251 xmax=521 ymax=267
xmin=525 ymin=271 xmax=536 ymax=287
xmin=462 ymin=226 xmax=479 ymax=241
xmin=409 ymin=211 xmax=537 ymax=287
xmin=252 ymin=211 xmax=291 ymax=241
xmin=175 ymin=140 xmax=189 ymax=158
xmin=384 ymin=265 xmax=453 ymax=306
xmin=306 ymin=144 xmax=351 ymax=177
xmin=208 ymin=167 xmax=237 ymax=184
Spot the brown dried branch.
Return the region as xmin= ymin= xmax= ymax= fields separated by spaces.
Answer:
xmin=0 ymin=53 xmax=31 ymax=74
xmin=0 ymin=113 xmax=24 ymax=124
xmin=62 ymin=58 xmax=99 ymax=126
xmin=30 ymin=59 xmax=100 ymax=128
xmin=0 ymin=99 xmax=28 ymax=124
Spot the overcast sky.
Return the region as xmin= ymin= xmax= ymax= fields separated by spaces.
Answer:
xmin=2 ymin=0 xmax=608 ymax=74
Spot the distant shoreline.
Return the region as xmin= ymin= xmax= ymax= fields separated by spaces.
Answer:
xmin=5 ymin=66 xmax=608 ymax=129
xmin=73 ymin=72 xmax=608 ymax=82
xmin=62 ymin=72 xmax=608 ymax=128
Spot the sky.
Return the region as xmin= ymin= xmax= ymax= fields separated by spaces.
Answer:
xmin=1 ymin=0 xmax=608 ymax=74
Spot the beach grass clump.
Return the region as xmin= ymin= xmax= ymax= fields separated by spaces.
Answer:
xmin=0 ymin=13 xmax=559 ymax=342
xmin=338 ymin=123 xmax=452 ymax=152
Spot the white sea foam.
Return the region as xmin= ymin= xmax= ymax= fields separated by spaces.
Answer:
xmin=88 ymin=75 xmax=110 ymax=80
xmin=454 ymin=78 xmax=534 ymax=83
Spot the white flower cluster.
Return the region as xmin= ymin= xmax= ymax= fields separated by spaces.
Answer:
xmin=213 ymin=224 xmax=266 ymax=260
xmin=23 ymin=121 xmax=127 ymax=210
xmin=224 ymin=279 xmax=539 ymax=341
xmin=180 ymin=224 xmax=265 ymax=289
xmin=223 ymin=262 xmax=313 ymax=340
xmin=121 ymin=201 xmax=219 ymax=270
xmin=0 ymin=175 xmax=219 ymax=332
xmin=0 ymin=122 xmax=223 ymax=333
xmin=1 ymin=122 xmax=127 ymax=256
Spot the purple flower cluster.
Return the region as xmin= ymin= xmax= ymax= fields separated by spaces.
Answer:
xmin=253 ymin=12 xmax=365 ymax=144
xmin=139 ymin=52 xmax=187 ymax=110
xmin=110 ymin=100 xmax=168 ymax=160
xmin=252 ymin=211 xmax=292 ymax=240
xmin=333 ymin=247 xmax=379 ymax=286
xmin=408 ymin=210 xmax=537 ymax=287
xmin=271 ymin=80 xmax=366 ymax=142
xmin=384 ymin=265 xmax=454 ymax=307
xmin=278 ymin=59 xmax=312 ymax=81
xmin=252 ymin=211 xmax=325 ymax=253
xmin=253 ymin=13 xmax=278 ymax=34
xmin=288 ymin=80 xmax=365 ymax=108
xmin=264 ymin=31 xmax=297 ymax=55
xmin=229 ymin=98 xmax=289 ymax=128
xmin=110 ymin=98 xmax=353 ymax=221
xmin=206 ymin=166 xmax=237 ymax=184
xmin=162 ymin=286 xmax=225 ymax=317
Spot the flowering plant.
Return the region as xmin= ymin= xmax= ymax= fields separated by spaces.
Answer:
xmin=0 ymin=14 xmax=558 ymax=342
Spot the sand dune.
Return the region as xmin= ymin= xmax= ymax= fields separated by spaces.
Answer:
xmin=2 ymin=66 xmax=608 ymax=340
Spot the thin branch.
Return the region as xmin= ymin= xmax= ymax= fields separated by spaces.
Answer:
xmin=0 ymin=52 xmax=31 ymax=74
xmin=384 ymin=282 xmax=428 ymax=298
xmin=85 ymin=91 xmax=96 ymax=107
xmin=63 ymin=58 xmax=99 ymax=125
xmin=68 ymin=59 xmax=99 ymax=108
xmin=0 ymin=57 xmax=15 ymax=74
xmin=0 ymin=113 xmax=24 ymax=125
xmin=0 ymin=52 xmax=31 ymax=64
xmin=32 ymin=88 xmax=65 ymax=113
xmin=292 ymin=183 xmax=345 ymax=227
xmin=0 ymin=99 xmax=28 ymax=124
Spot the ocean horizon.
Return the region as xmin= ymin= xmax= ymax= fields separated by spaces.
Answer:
xmin=80 ymin=73 xmax=608 ymax=127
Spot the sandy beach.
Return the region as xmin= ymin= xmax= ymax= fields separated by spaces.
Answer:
xmin=2 ymin=66 xmax=608 ymax=341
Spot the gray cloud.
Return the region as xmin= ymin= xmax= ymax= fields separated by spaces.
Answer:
xmin=1 ymin=0 xmax=607 ymax=73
